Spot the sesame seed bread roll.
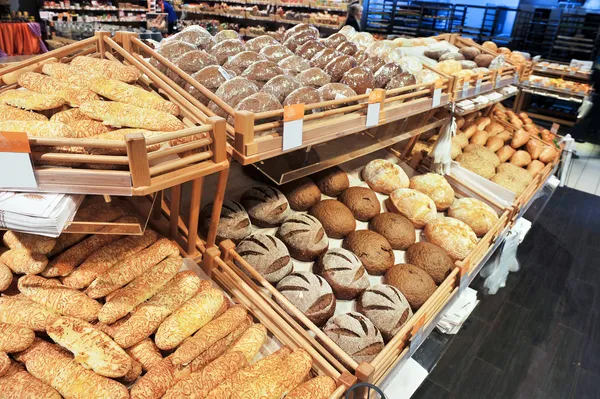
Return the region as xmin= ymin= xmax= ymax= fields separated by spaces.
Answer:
xmin=0 ymin=322 xmax=35 ymax=353
xmin=0 ymin=263 xmax=12 ymax=291
xmin=129 ymin=357 xmax=191 ymax=399
xmin=0 ymin=351 xmax=9 ymax=377
xmin=50 ymin=108 xmax=90 ymax=124
xmin=225 ymin=323 xmax=267 ymax=363
xmin=0 ymin=103 xmax=47 ymax=121
xmin=0 ymin=295 xmax=59 ymax=331
xmin=0 ymin=360 xmax=61 ymax=398
xmin=126 ymin=338 xmax=163 ymax=372
xmin=0 ymin=249 xmax=48 ymax=275
xmin=2 ymin=231 xmax=56 ymax=254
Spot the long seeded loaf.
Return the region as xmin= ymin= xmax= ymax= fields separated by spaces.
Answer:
xmin=0 ymin=322 xmax=35 ymax=353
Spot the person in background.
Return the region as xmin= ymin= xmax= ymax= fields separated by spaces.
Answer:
xmin=344 ymin=1 xmax=362 ymax=32
xmin=161 ymin=0 xmax=178 ymax=34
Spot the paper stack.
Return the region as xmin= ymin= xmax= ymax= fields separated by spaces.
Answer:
xmin=436 ymin=287 xmax=479 ymax=334
xmin=0 ymin=192 xmax=84 ymax=237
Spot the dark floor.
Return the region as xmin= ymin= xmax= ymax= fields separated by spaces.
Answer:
xmin=412 ymin=186 xmax=600 ymax=399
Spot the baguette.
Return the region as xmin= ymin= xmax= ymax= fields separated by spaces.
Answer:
xmin=1 ymin=57 xmax=58 ymax=85
xmin=86 ymin=238 xmax=180 ymax=298
xmin=113 ymin=271 xmax=205 ymax=348
xmin=164 ymin=351 xmax=248 ymax=399
xmin=226 ymin=323 xmax=267 ymax=362
xmin=92 ymin=314 xmax=130 ymax=339
xmin=0 ymin=295 xmax=59 ymax=331
xmin=68 ymin=119 xmax=112 ymax=138
xmin=18 ymin=275 xmax=101 ymax=321
xmin=0 ymin=120 xmax=73 ymax=138
xmin=16 ymin=339 xmax=129 ymax=399
xmin=0 ymin=89 xmax=65 ymax=110
xmin=0 ymin=360 xmax=62 ymax=398
xmin=205 ymin=346 xmax=292 ymax=399
xmin=285 ymin=376 xmax=337 ymax=399
xmin=173 ymin=305 xmax=248 ymax=365
xmin=155 ymin=287 xmax=225 ymax=350
xmin=88 ymin=76 xmax=180 ymax=115
xmin=126 ymin=338 xmax=163 ymax=372
xmin=70 ymin=56 xmax=141 ymax=83
xmin=0 ymin=103 xmax=47 ymax=121
xmin=230 ymin=348 xmax=312 ymax=399
xmin=0 ymin=262 xmax=12 ymax=291
xmin=47 ymin=316 xmax=132 ymax=378
xmin=50 ymin=108 xmax=91 ymax=124
xmin=91 ymin=129 xmax=162 ymax=156
xmin=18 ymin=72 xmax=98 ymax=107
xmin=80 ymin=100 xmax=185 ymax=132
xmin=0 ymin=249 xmax=48 ymax=275
xmin=62 ymin=229 xmax=159 ymax=289
xmin=0 ymin=352 xmax=8 ymax=377
xmin=130 ymin=356 xmax=191 ymax=399
xmin=119 ymin=358 xmax=142 ymax=384
xmin=98 ymin=255 xmax=182 ymax=324
xmin=42 ymin=62 xmax=98 ymax=87
xmin=2 ymin=231 xmax=56 ymax=254
xmin=0 ymin=322 xmax=35 ymax=352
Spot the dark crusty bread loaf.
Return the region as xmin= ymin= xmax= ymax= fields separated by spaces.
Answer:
xmin=357 ymin=284 xmax=412 ymax=342
xmin=338 ymin=186 xmax=381 ymax=221
xmin=296 ymin=68 xmax=332 ymax=88
xmin=312 ymin=166 xmax=349 ymax=197
xmin=340 ymin=66 xmax=374 ymax=95
xmin=368 ymin=212 xmax=415 ymax=250
xmin=361 ymin=57 xmax=386 ymax=73
xmin=200 ymin=200 xmax=252 ymax=244
xmin=404 ymin=242 xmax=454 ymax=284
xmin=276 ymin=272 xmax=336 ymax=327
xmin=235 ymin=234 xmax=293 ymax=284
xmin=261 ymin=75 xmax=302 ymax=104
xmin=308 ymin=200 xmax=356 ymax=239
xmin=245 ymin=35 xmax=279 ymax=53
xmin=259 ymin=45 xmax=294 ymax=63
xmin=276 ymin=214 xmax=328 ymax=261
xmin=384 ymin=263 xmax=437 ymax=310
xmin=280 ymin=177 xmax=321 ymax=211
xmin=313 ymin=248 xmax=370 ymax=300
xmin=212 ymin=39 xmax=246 ymax=65
xmin=295 ymin=40 xmax=325 ymax=60
xmin=240 ymin=186 xmax=290 ymax=227
xmin=342 ymin=230 xmax=394 ymax=275
xmin=323 ymin=312 xmax=384 ymax=363
xmin=324 ymin=55 xmax=358 ymax=82
xmin=283 ymin=87 xmax=321 ymax=107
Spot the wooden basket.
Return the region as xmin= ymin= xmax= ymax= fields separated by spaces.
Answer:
xmin=119 ymin=35 xmax=453 ymax=165
xmin=0 ymin=32 xmax=228 ymax=196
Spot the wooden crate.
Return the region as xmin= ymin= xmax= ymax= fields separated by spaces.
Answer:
xmin=0 ymin=32 xmax=228 ymax=196
xmin=120 ymin=35 xmax=453 ymax=165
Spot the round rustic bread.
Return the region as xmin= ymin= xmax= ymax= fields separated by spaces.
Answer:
xmin=409 ymin=173 xmax=455 ymax=211
xmin=276 ymin=272 xmax=336 ymax=326
xmin=357 ymin=284 xmax=413 ymax=342
xmin=236 ymin=234 xmax=293 ymax=283
xmin=323 ymin=33 xmax=347 ymax=49
xmin=228 ymin=92 xmax=282 ymax=125
xmin=284 ymin=30 xmax=318 ymax=53
xmin=283 ymin=87 xmax=321 ymax=106
xmin=404 ymin=242 xmax=454 ymax=284
xmin=245 ymin=35 xmax=279 ymax=53
xmin=186 ymin=66 xmax=236 ymax=105
xmin=259 ymin=44 xmax=294 ymax=63
xmin=214 ymin=29 xmax=239 ymax=43
xmin=313 ymin=248 xmax=370 ymax=300
xmin=362 ymin=159 xmax=409 ymax=195
xmin=323 ymin=312 xmax=384 ymax=363
xmin=373 ymin=62 xmax=403 ymax=88
xmin=283 ymin=23 xmax=319 ymax=43
xmin=280 ymin=177 xmax=322 ymax=211
xmin=342 ymin=230 xmax=394 ymax=275
xmin=240 ymin=186 xmax=290 ymax=227
xmin=361 ymin=57 xmax=386 ymax=73
xmin=368 ymin=212 xmax=415 ymax=250
xmin=387 ymin=188 xmax=437 ymax=228
xmin=312 ymin=166 xmax=350 ymax=197
xmin=199 ymin=200 xmax=251 ymax=244
xmin=386 ymin=72 xmax=417 ymax=90
xmin=208 ymin=77 xmax=258 ymax=118
xmin=317 ymin=83 xmax=357 ymax=108
xmin=276 ymin=214 xmax=329 ymax=261
xmin=163 ymin=26 xmax=214 ymax=50
xmin=261 ymin=75 xmax=302 ymax=104
xmin=222 ymin=51 xmax=264 ymax=75
xmin=448 ymin=198 xmax=499 ymax=237
xmin=324 ymin=55 xmax=358 ymax=82
xmin=336 ymin=41 xmax=358 ymax=56
xmin=338 ymin=187 xmax=381 ymax=222
xmin=384 ymin=263 xmax=436 ymax=310
xmin=310 ymin=48 xmax=340 ymax=69
xmin=424 ymin=217 xmax=478 ymax=261
xmin=296 ymin=40 xmax=325 ymax=60
xmin=340 ymin=66 xmax=374 ymax=95
xmin=308 ymin=200 xmax=356 ymax=239
xmin=212 ymin=39 xmax=246 ymax=65
xmin=167 ymin=50 xmax=218 ymax=86
xmin=278 ymin=55 xmax=311 ymax=75
xmin=242 ymin=60 xmax=284 ymax=87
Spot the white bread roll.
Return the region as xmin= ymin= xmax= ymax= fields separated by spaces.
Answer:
xmin=409 ymin=173 xmax=455 ymax=211
xmin=424 ymin=217 xmax=477 ymax=261
xmin=388 ymin=188 xmax=437 ymax=228
xmin=448 ymin=198 xmax=499 ymax=237
xmin=362 ymin=159 xmax=409 ymax=194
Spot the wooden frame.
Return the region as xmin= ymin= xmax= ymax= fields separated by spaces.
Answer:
xmin=0 ymin=32 xmax=229 ymax=196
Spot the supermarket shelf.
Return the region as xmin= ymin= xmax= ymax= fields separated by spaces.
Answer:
xmin=519 ymin=85 xmax=585 ymax=103
xmin=43 ymin=6 xmax=147 ymax=12
xmin=454 ymin=89 xmax=518 ymax=116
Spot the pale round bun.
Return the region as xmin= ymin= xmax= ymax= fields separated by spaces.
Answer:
xmin=424 ymin=217 xmax=478 ymax=261
xmin=388 ymin=188 xmax=437 ymax=228
xmin=448 ymin=198 xmax=499 ymax=237
xmin=409 ymin=173 xmax=455 ymax=211
xmin=362 ymin=159 xmax=409 ymax=194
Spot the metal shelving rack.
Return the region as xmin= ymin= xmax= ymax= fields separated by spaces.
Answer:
xmin=549 ymin=11 xmax=600 ymax=62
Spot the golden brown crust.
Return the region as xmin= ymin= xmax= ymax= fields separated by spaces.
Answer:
xmin=18 ymin=72 xmax=98 ymax=107
xmin=50 ymin=108 xmax=91 ymax=124
xmin=0 ymin=89 xmax=65 ymax=110
xmin=225 ymin=323 xmax=267 ymax=362
xmin=0 ymin=361 xmax=61 ymax=399
xmin=2 ymin=231 xmax=56 ymax=254
xmin=130 ymin=357 xmax=191 ymax=399
xmin=0 ymin=295 xmax=59 ymax=331
xmin=68 ymin=119 xmax=112 ymax=138
xmin=285 ymin=376 xmax=337 ymax=399
xmin=70 ymin=56 xmax=141 ymax=83
xmin=0 ymin=104 xmax=47 ymax=121
xmin=0 ymin=351 xmax=9 ymax=376
xmin=0 ymin=322 xmax=35 ymax=353
xmin=0 ymin=262 xmax=13 ymax=291
xmin=0 ymin=249 xmax=48 ymax=275
xmin=80 ymin=101 xmax=185 ymax=132
xmin=126 ymin=338 xmax=163 ymax=372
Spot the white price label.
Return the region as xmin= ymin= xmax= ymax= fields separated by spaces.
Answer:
xmin=0 ymin=132 xmax=37 ymax=189
xmin=551 ymin=123 xmax=560 ymax=134
xmin=541 ymin=66 xmax=548 ymax=71
xmin=514 ymin=72 xmax=519 ymax=84
xmin=408 ymin=319 xmax=426 ymax=358
xmin=365 ymin=103 xmax=380 ymax=128
xmin=432 ymin=87 xmax=442 ymax=107
xmin=459 ymin=266 xmax=469 ymax=292
xmin=462 ymin=80 xmax=470 ymax=98
xmin=282 ymin=104 xmax=305 ymax=151
xmin=475 ymin=79 xmax=482 ymax=94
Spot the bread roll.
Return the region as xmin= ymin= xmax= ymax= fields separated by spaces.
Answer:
xmin=511 ymin=129 xmax=530 ymax=148
xmin=324 ymin=55 xmax=358 ymax=82
xmin=259 ymin=45 xmax=294 ymax=63
xmin=0 ymin=103 xmax=48 ymax=122
xmin=71 ymin=56 xmax=140 ymax=83
xmin=0 ymin=360 xmax=61 ymax=398
xmin=510 ymin=150 xmax=532 ymax=167
xmin=2 ymin=231 xmax=55 ymax=254
xmin=0 ymin=249 xmax=47 ymax=275
xmin=0 ymin=322 xmax=34 ymax=352
xmin=362 ymin=159 xmax=409 ymax=194
xmin=310 ymin=48 xmax=340 ymax=69
xmin=296 ymin=67 xmax=332 ymax=88
xmin=448 ymin=198 xmax=499 ymax=237
xmin=0 ymin=89 xmax=65 ymax=110
xmin=409 ymin=173 xmax=455 ymax=211
xmin=223 ymin=51 xmax=264 ymax=75
xmin=212 ymin=39 xmax=246 ymax=65
xmin=340 ymin=66 xmax=374 ymax=94
xmin=388 ymin=188 xmax=437 ymax=228
xmin=225 ymin=323 xmax=267 ymax=362
xmin=126 ymin=338 xmax=163 ymax=372
xmin=246 ymin=35 xmax=279 ymax=53
xmin=0 ymin=262 xmax=11 ymax=291
xmin=0 ymin=295 xmax=59 ymax=331
xmin=208 ymin=77 xmax=259 ymax=118
xmin=295 ymin=39 xmax=325 ymax=60
xmin=286 ymin=376 xmax=337 ymax=399
xmin=539 ymin=146 xmax=558 ymax=163
xmin=424 ymin=217 xmax=478 ymax=261
xmin=496 ymin=145 xmax=516 ymax=163
xmin=0 ymin=352 xmax=10 ymax=377
xmin=527 ymin=159 xmax=545 ymax=176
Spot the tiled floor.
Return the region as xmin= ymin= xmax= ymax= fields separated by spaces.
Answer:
xmin=565 ymin=142 xmax=600 ymax=196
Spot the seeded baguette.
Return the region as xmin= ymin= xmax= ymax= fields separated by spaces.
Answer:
xmin=126 ymin=338 xmax=163 ymax=372
xmin=0 ymin=249 xmax=48 ymax=275
xmin=0 ymin=322 xmax=35 ymax=353
xmin=2 ymin=231 xmax=56 ymax=254
xmin=0 ymin=360 xmax=61 ymax=398
xmin=0 ymin=295 xmax=59 ymax=331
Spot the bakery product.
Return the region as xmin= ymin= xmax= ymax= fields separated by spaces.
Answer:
xmin=80 ymin=101 xmax=184 ymax=132
xmin=240 ymin=186 xmax=290 ymax=227
xmin=308 ymin=200 xmax=356 ymax=239
xmin=209 ymin=77 xmax=259 ymax=118
xmin=323 ymin=312 xmax=384 ymax=363
xmin=0 ymin=249 xmax=47 ymax=274
xmin=280 ymin=177 xmax=322 ymax=211
xmin=285 ymin=376 xmax=337 ymax=399
xmin=361 ymin=56 xmax=386 ymax=73
xmin=342 ymin=230 xmax=394 ymax=275
xmin=126 ymin=338 xmax=163 ymax=372
xmin=324 ymin=55 xmax=358 ymax=82
xmin=296 ymin=67 xmax=332 ymax=88
xmin=235 ymin=234 xmax=293 ymax=283
xmin=225 ymin=323 xmax=267 ymax=362
xmin=276 ymin=272 xmax=336 ymax=326
xmin=200 ymin=200 xmax=252 ymax=244
xmin=313 ymin=248 xmax=370 ymax=300
xmin=368 ymin=212 xmax=416 ymax=250
xmin=260 ymin=44 xmax=294 ymax=63
xmin=356 ymin=284 xmax=413 ymax=342
xmin=312 ymin=166 xmax=350 ymax=197
xmin=404 ymin=242 xmax=454 ymax=284
xmin=0 ymin=295 xmax=59 ymax=331
xmin=388 ymin=188 xmax=437 ymax=228
xmin=409 ymin=173 xmax=455 ymax=211
xmin=0 ymin=360 xmax=61 ymax=398
xmin=362 ymin=159 xmax=409 ymax=194
xmin=276 ymin=214 xmax=329 ymax=261
xmin=448 ymin=198 xmax=499 ymax=237
xmin=261 ymin=75 xmax=302 ymax=104
xmin=295 ymin=39 xmax=325 ymax=59
xmin=0 ymin=322 xmax=35 ymax=353
xmin=310 ymin=48 xmax=340 ymax=69
xmin=456 ymin=152 xmax=496 ymax=179
xmin=283 ymin=87 xmax=321 ymax=106
xmin=340 ymin=66 xmax=374 ymax=95
xmin=0 ymin=264 xmax=12 ymax=292
xmin=187 ymin=65 xmax=236 ymax=105
xmin=338 ymin=186 xmax=381 ymax=221
xmin=279 ymin=55 xmax=311 ymax=74
xmin=384 ymin=264 xmax=437 ymax=310
xmin=424 ymin=217 xmax=478 ymax=261
xmin=373 ymin=62 xmax=403 ymax=88
xmin=242 ymin=60 xmax=284 ymax=88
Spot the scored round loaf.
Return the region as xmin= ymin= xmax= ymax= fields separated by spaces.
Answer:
xmin=338 ymin=187 xmax=381 ymax=222
xmin=357 ymin=284 xmax=413 ymax=342
xmin=424 ymin=217 xmax=478 ymax=261
xmin=323 ymin=312 xmax=384 ymax=363
xmin=276 ymin=214 xmax=329 ymax=261
xmin=409 ymin=173 xmax=455 ymax=211
xmin=297 ymin=67 xmax=332 ymax=88
xmin=312 ymin=166 xmax=350 ymax=197
xmin=199 ymin=200 xmax=251 ymax=244
xmin=387 ymin=188 xmax=437 ymax=228
xmin=276 ymin=272 xmax=336 ymax=327
xmin=448 ymin=198 xmax=499 ymax=237
xmin=342 ymin=230 xmax=394 ymax=275
xmin=405 ymin=242 xmax=454 ymax=284
xmin=240 ymin=186 xmax=291 ymax=227
xmin=340 ymin=66 xmax=374 ymax=95
xmin=313 ymin=248 xmax=370 ymax=300
xmin=308 ymin=200 xmax=356 ymax=239
xmin=283 ymin=87 xmax=321 ymax=107
xmin=236 ymin=234 xmax=293 ymax=284
xmin=281 ymin=177 xmax=322 ymax=211
xmin=324 ymin=55 xmax=358 ymax=82
xmin=384 ymin=263 xmax=437 ymax=310
xmin=261 ymin=75 xmax=302 ymax=104
xmin=368 ymin=212 xmax=415 ymax=250
xmin=362 ymin=159 xmax=409 ymax=195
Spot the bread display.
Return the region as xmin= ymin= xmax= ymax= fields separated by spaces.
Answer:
xmin=424 ymin=217 xmax=478 ymax=261
xmin=409 ymin=173 xmax=455 ymax=211
xmin=309 ymin=200 xmax=356 ymax=239
xmin=313 ymin=248 xmax=370 ymax=300
xmin=388 ymin=188 xmax=437 ymax=228
xmin=323 ymin=312 xmax=384 ymax=363
xmin=235 ymin=234 xmax=293 ymax=283
xmin=199 ymin=200 xmax=252 ymax=244
xmin=384 ymin=264 xmax=437 ymax=310
xmin=357 ymin=284 xmax=412 ymax=342
xmin=281 ymin=177 xmax=322 ymax=211
xmin=405 ymin=242 xmax=454 ymax=284
xmin=276 ymin=214 xmax=329 ymax=261
xmin=362 ymin=159 xmax=409 ymax=194
xmin=312 ymin=166 xmax=350 ymax=197
xmin=368 ymin=212 xmax=416 ymax=250
xmin=342 ymin=230 xmax=394 ymax=275
xmin=275 ymin=272 xmax=336 ymax=326
xmin=338 ymin=186 xmax=381 ymax=221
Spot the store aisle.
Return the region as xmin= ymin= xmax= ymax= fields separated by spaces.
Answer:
xmin=412 ymin=186 xmax=600 ymax=399
xmin=565 ymin=142 xmax=600 ymax=196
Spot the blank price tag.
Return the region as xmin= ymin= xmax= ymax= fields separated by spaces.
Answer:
xmin=408 ymin=316 xmax=426 ymax=357
xmin=514 ymin=72 xmax=519 ymax=84
xmin=432 ymin=80 xmax=443 ymax=107
xmin=0 ymin=132 xmax=37 ymax=189
xmin=461 ymin=77 xmax=470 ymax=98
xmin=366 ymin=90 xmax=383 ymax=128
xmin=495 ymin=69 xmax=503 ymax=89
xmin=475 ymin=78 xmax=482 ymax=94
xmin=551 ymin=123 xmax=560 ymax=134
xmin=459 ymin=265 xmax=469 ymax=292
xmin=282 ymin=104 xmax=304 ymax=151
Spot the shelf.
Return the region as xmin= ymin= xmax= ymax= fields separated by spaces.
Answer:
xmin=454 ymin=89 xmax=518 ymax=116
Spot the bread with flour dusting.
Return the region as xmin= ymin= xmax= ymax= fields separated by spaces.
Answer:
xmin=313 ymin=248 xmax=369 ymax=300
xmin=276 ymin=214 xmax=328 ymax=261
xmin=200 ymin=200 xmax=252 ymax=244
xmin=362 ymin=159 xmax=409 ymax=194
xmin=356 ymin=284 xmax=412 ymax=342
xmin=323 ymin=312 xmax=384 ymax=363
xmin=235 ymin=234 xmax=293 ymax=283
xmin=276 ymin=272 xmax=335 ymax=326
xmin=240 ymin=186 xmax=290 ymax=227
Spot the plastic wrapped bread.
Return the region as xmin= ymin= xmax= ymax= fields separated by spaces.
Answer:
xmin=166 ymin=50 xmax=219 ymax=86
xmin=245 ymin=35 xmax=279 ymax=53
xmin=0 ymin=295 xmax=59 ymax=331
xmin=0 ymin=89 xmax=65 ymax=110
xmin=0 ymin=103 xmax=47 ymax=121
xmin=295 ymin=40 xmax=325 ymax=60
xmin=0 ymin=322 xmax=35 ymax=352
xmin=324 ymin=55 xmax=359 ymax=82
xmin=0 ymin=360 xmax=61 ymax=399
xmin=398 ymin=56 xmax=423 ymax=75
xmin=71 ymin=56 xmax=141 ymax=83
xmin=87 ymin=76 xmax=180 ymax=115
xmin=310 ymin=48 xmax=340 ymax=69
xmin=283 ymin=87 xmax=320 ymax=106
xmin=223 ymin=51 xmax=265 ymax=76
xmin=283 ymin=23 xmax=318 ymax=43
xmin=113 ymin=272 xmax=205 ymax=348
xmin=283 ymin=30 xmax=318 ymax=53
xmin=296 ymin=67 xmax=332 ymax=88
xmin=340 ymin=66 xmax=374 ymax=94
xmin=163 ymin=26 xmax=214 ymax=50
xmin=0 ymin=249 xmax=48 ymax=274
xmin=374 ymin=62 xmax=403 ymax=88
xmin=225 ymin=323 xmax=267 ymax=362
xmin=259 ymin=45 xmax=294 ymax=64
xmin=215 ymin=30 xmax=240 ymax=43
xmin=208 ymin=77 xmax=259 ymax=118
xmin=18 ymin=275 xmax=101 ymax=322
xmin=339 ymin=25 xmax=357 ymax=40
xmin=386 ymin=72 xmax=417 ymax=90
xmin=278 ymin=55 xmax=310 ymax=75
xmin=150 ymin=40 xmax=197 ymax=73
xmin=17 ymin=72 xmax=98 ymax=107
xmin=242 ymin=60 xmax=284 ymax=88
xmin=361 ymin=56 xmax=386 ymax=73
xmin=0 ymin=263 xmax=12 ymax=291
xmin=126 ymin=338 xmax=163 ymax=372
xmin=2 ymin=231 xmax=56 ymax=254
xmin=261 ymin=75 xmax=302 ymax=104
xmin=80 ymin=101 xmax=185 ymax=131
xmin=16 ymin=339 xmax=129 ymax=399
xmin=97 ymin=255 xmax=181 ymax=324
xmin=86 ymin=237 xmax=180 ymax=299
xmin=0 ymin=121 xmax=74 ymax=138
xmin=50 ymin=108 xmax=90 ymax=124
xmin=212 ymin=39 xmax=246 ymax=65
xmin=317 ymin=83 xmax=357 ymax=109
xmin=229 ymin=92 xmax=282 ymax=125
xmin=186 ymin=65 xmax=236 ymax=105
xmin=336 ymin=41 xmax=358 ymax=56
